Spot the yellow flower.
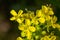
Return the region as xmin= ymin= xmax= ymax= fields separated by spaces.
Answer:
xmin=42 ymin=5 xmax=48 ymax=13
xmin=48 ymin=7 xmax=54 ymax=15
xmin=21 ymin=31 xmax=26 ymax=37
xmin=18 ymin=25 xmax=25 ymax=31
xmin=40 ymin=36 xmax=49 ymax=40
xmin=42 ymin=5 xmax=54 ymax=15
xmin=52 ymin=23 xmax=60 ymax=29
xmin=52 ymin=16 xmax=57 ymax=23
xmin=52 ymin=24 xmax=57 ymax=28
xmin=10 ymin=6 xmax=58 ymax=40
xmin=29 ymin=12 xmax=34 ymax=19
xmin=16 ymin=37 xmax=23 ymax=40
xmin=45 ymin=15 xmax=51 ymax=21
xmin=39 ymin=17 xmax=45 ymax=23
xmin=50 ymin=36 xmax=56 ymax=40
xmin=23 ymin=13 xmax=29 ymax=18
xmin=40 ymin=35 xmax=56 ymax=40
xmin=48 ymin=10 xmax=54 ymax=15
xmin=25 ymin=19 xmax=31 ymax=25
xmin=10 ymin=10 xmax=23 ymax=23
xmin=35 ymin=20 xmax=39 ymax=25
xmin=18 ymin=26 xmax=25 ymax=31
xmin=56 ymin=24 xmax=60 ymax=29
xmin=31 ymin=18 xmax=39 ymax=25
xmin=44 ymin=36 xmax=50 ymax=40
xmin=26 ymin=30 xmax=31 ymax=39
xmin=36 ymin=10 xmax=42 ymax=17
xmin=29 ymin=26 xmax=36 ymax=32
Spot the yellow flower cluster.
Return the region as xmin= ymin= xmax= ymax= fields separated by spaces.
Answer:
xmin=10 ymin=5 xmax=60 ymax=40
xmin=40 ymin=35 xmax=56 ymax=40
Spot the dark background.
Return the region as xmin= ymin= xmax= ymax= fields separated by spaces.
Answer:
xmin=0 ymin=0 xmax=60 ymax=20
xmin=0 ymin=0 xmax=60 ymax=40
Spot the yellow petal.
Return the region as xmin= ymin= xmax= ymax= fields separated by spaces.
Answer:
xmin=18 ymin=26 xmax=25 ymax=31
xmin=48 ymin=10 xmax=54 ymax=15
xmin=56 ymin=24 xmax=60 ymax=29
xmin=46 ymin=15 xmax=51 ymax=21
xmin=52 ymin=16 xmax=57 ymax=23
xmin=44 ymin=36 xmax=49 ymax=40
xmin=42 ymin=5 xmax=48 ymax=13
xmin=52 ymin=24 xmax=57 ymax=28
xmin=16 ymin=18 xmax=22 ymax=23
xmin=16 ymin=37 xmax=23 ymax=40
xmin=18 ymin=10 xmax=23 ymax=17
xmin=10 ymin=17 xmax=16 ymax=21
xmin=48 ymin=7 xmax=54 ymax=15
xmin=25 ymin=19 xmax=31 ymax=25
xmin=35 ymin=20 xmax=39 ymax=25
xmin=29 ymin=12 xmax=34 ymax=18
xmin=10 ymin=10 xmax=17 ymax=16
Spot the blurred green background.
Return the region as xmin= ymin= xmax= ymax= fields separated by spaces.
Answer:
xmin=0 ymin=0 xmax=60 ymax=40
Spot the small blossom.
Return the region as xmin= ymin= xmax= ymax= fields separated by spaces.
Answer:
xmin=42 ymin=5 xmax=48 ymax=13
xmin=45 ymin=15 xmax=51 ymax=21
xmin=39 ymin=17 xmax=45 ymax=23
xmin=52 ymin=16 xmax=57 ymax=23
xmin=40 ymin=36 xmax=49 ymax=40
xmin=52 ymin=23 xmax=60 ymax=29
xmin=26 ymin=30 xmax=31 ymax=39
xmin=18 ymin=25 xmax=25 ymax=31
xmin=29 ymin=26 xmax=36 ymax=32
xmin=10 ymin=10 xmax=23 ymax=23
xmin=36 ymin=10 xmax=42 ymax=17
xmin=25 ymin=19 xmax=31 ymax=26
xmin=21 ymin=31 xmax=26 ymax=37
xmin=31 ymin=18 xmax=39 ymax=25
xmin=48 ymin=10 xmax=54 ymax=15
